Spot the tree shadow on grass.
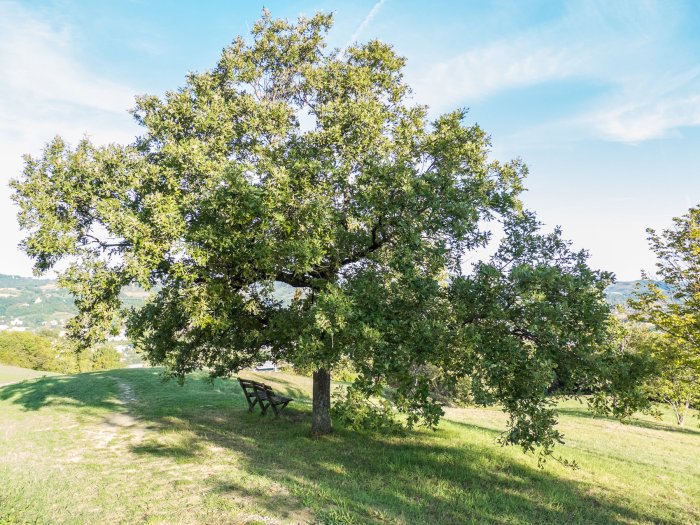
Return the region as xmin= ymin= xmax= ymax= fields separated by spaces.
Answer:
xmin=135 ymin=411 xmax=659 ymax=524
xmin=0 ymin=369 xmax=684 ymax=524
xmin=0 ymin=371 xmax=122 ymax=415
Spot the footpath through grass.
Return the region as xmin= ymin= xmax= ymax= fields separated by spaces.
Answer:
xmin=0 ymin=368 xmax=698 ymax=524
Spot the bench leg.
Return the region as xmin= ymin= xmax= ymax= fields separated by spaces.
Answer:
xmin=246 ymin=396 xmax=259 ymax=412
xmin=269 ymin=400 xmax=291 ymax=416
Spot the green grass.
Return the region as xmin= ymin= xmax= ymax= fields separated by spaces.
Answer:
xmin=0 ymin=369 xmax=698 ymax=524
xmin=0 ymin=364 xmax=58 ymax=386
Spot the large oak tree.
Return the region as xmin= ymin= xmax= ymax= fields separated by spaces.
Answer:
xmin=12 ymin=12 xmax=643 ymax=455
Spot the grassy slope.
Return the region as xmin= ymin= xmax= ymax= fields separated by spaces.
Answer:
xmin=0 ymin=369 xmax=698 ymax=525
xmin=0 ymin=364 xmax=58 ymax=386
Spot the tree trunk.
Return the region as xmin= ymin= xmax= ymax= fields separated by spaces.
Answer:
xmin=670 ymin=401 xmax=686 ymax=426
xmin=311 ymin=367 xmax=332 ymax=436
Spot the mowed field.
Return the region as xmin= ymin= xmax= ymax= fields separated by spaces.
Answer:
xmin=0 ymin=364 xmax=57 ymax=387
xmin=0 ymin=369 xmax=698 ymax=525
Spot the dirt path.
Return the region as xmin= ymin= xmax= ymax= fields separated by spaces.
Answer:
xmin=89 ymin=377 xmax=147 ymax=450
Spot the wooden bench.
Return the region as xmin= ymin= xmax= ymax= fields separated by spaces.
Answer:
xmin=237 ymin=377 xmax=293 ymax=416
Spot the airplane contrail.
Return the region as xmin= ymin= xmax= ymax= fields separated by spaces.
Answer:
xmin=340 ymin=0 xmax=386 ymax=57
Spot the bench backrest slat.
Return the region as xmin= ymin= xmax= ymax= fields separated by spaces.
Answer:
xmin=238 ymin=378 xmax=272 ymax=396
xmin=261 ymin=384 xmax=275 ymax=398
xmin=238 ymin=378 xmax=259 ymax=397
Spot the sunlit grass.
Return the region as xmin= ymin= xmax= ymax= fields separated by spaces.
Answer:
xmin=0 ymin=368 xmax=698 ymax=524
xmin=0 ymin=364 xmax=58 ymax=386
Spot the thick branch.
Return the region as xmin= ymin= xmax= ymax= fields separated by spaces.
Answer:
xmin=511 ymin=327 xmax=541 ymax=346
xmin=81 ymin=233 xmax=131 ymax=250
xmin=275 ymin=218 xmax=388 ymax=289
xmin=338 ymin=217 xmax=386 ymax=267
xmin=274 ymin=271 xmax=316 ymax=289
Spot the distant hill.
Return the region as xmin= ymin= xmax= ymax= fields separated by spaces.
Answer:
xmin=0 ymin=274 xmax=297 ymax=331
xmin=0 ymin=274 xmax=150 ymax=330
xmin=0 ymin=273 xmax=670 ymax=330
xmin=604 ymin=280 xmax=674 ymax=307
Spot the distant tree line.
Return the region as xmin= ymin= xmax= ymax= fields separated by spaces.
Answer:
xmin=0 ymin=331 xmax=122 ymax=373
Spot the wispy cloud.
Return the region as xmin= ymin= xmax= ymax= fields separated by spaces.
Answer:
xmin=410 ymin=1 xmax=700 ymax=143
xmin=0 ymin=2 xmax=137 ymax=140
xmin=0 ymin=1 xmax=138 ymax=275
xmin=341 ymin=0 xmax=386 ymax=55
xmin=413 ymin=38 xmax=587 ymax=106
xmin=588 ymin=68 xmax=700 ymax=142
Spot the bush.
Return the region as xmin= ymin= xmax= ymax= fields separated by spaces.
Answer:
xmin=0 ymin=332 xmax=57 ymax=371
xmin=0 ymin=331 xmax=123 ymax=373
xmin=331 ymin=387 xmax=404 ymax=434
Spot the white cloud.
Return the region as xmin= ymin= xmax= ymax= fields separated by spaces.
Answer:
xmin=588 ymin=69 xmax=700 ymax=142
xmin=0 ymin=1 xmax=139 ymax=276
xmin=0 ymin=3 xmax=136 ymax=113
xmin=412 ymin=39 xmax=585 ymax=108
xmin=409 ymin=1 xmax=700 ymax=143
xmin=592 ymin=95 xmax=700 ymax=142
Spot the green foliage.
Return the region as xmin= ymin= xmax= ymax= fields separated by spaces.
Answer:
xmin=331 ymin=386 xmax=404 ymax=434
xmin=0 ymin=331 xmax=56 ymax=371
xmin=586 ymin=318 xmax=655 ymax=421
xmin=621 ymin=324 xmax=699 ymax=425
xmin=447 ymin=212 xmax=649 ymax=458
xmin=10 ymin=10 xmax=644 ymax=458
xmin=0 ymin=331 xmax=122 ymax=373
xmin=90 ymin=345 xmax=124 ymax=371
xmin=629 ymin=205 xmax=700 ymax=425
xmin=646 ymin=336 xmax=700 ymax=425
xmin=389 ymin=363 xmax=474 ymax=407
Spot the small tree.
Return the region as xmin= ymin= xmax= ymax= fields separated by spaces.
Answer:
xmin=12 ymin=11 xmax=644 ymax=456
xmin=645 ymin=333 xmax=698 ymax=425
xmin=629 ymin=205 xmax=700 ymax=425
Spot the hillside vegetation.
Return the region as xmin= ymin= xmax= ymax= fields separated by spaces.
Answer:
xmin=1 ymin=369 xmax=698 ymax=524
xmin=604 ymin=280 xmax=674 ymax=307
xmin=0 ymin=273 xmax=664 ymax=330
xmin=0 ymin=331 xmax=122 ymax=374
xmin=0 ymin=274 xmax=150 ymax=329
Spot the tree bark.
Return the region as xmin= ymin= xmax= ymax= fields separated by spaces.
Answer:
xmin=670 ymin=401 xmax=686 ymax=426
xmin=311 ymin=367 xmax=332 ymax=436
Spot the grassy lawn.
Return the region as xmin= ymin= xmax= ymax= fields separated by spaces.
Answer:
xmin=0 ymin=369 xmax=698 ymax=524
xmin=0 ymin=364 xmax=58 ymax=386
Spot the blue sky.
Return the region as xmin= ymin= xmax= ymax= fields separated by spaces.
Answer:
xmin=1 ymin=0 xmax=699 ymax=280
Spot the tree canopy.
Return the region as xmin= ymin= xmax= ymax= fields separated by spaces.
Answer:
xmin=11 ymin=11 xmax=644 ymax=458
